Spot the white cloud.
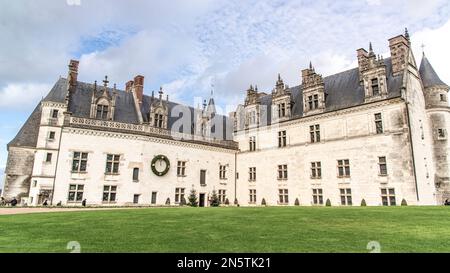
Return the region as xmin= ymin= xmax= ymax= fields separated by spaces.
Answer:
xmin=411 ymin=20 xmax=450 ymax=84
xmin=0 ymin=83 xmax=52 ymax=109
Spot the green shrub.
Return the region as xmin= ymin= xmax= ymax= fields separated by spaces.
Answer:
xmin=361 ymin=199 xmax=367 ymax=206
xmin=295 ymin=198 xmax=300 ymax=206
xmin=325 ymin=199 xmax=331 ymax=206
xmin=401 ymin=199 xmax=408 ymax=206
xmin=261 ymin=198 xmax=266 ymax=206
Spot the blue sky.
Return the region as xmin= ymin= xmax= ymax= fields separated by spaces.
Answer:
xmin=1 ymin=0 xmax=450 ymax=188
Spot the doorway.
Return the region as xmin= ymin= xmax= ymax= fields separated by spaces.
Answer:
xmin=199 ymin=193 xmax=206 ymax=207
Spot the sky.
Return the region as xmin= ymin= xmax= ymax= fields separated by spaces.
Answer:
xmin=1 ymin=0 xmax=450 ymax=189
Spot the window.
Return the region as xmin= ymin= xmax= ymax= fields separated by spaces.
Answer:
xmin=278 ymin=130 xmax=287 ymax=147
xmin=311 ymin=162 xmax=322 ymax=179
xmin=248 ymin=111 xmax=256 ymax=125
xmin=381 ymin=188 xmax=396 ymax=206
xmin=33 ymin=180 xmax=37 ymax=187
xmin=45 ymin=153 xmax=52 ymax=163
xmin=72 ymin=152 xmax=88 ymax=172
xmin=249 ymin=167 xmax=256 ymax=181
xmin=278 ymin=103 xmax=286 ymax=118
xmin=68 ymin=184 xmax=84 ymax=202
xmin=249 ymin=189 xmax=256 ymax=204
xmin=219 ymin=165 xmax=227 ymax=180
xmin=371 ymin=78 xmax=379 ymax=96
xmin=440 ymin=94 xmax=447 ymax=102
xmin=310 ymin=124 xmax=320 ymax=143
xmin=177 ymin=161 xmax=186 ymax=176
xmin=308 ymin=96 xmax=313 ymax=110
xmin=132 ymin=168 xmax=139 ymax=182
xmin=340 ymin=188 xmax=352 ymax=206
xmin=277 ymin=164 xmax=288 ymax=180
xmin=154 ymin=113 xmax=164 ymax=128
xmin=175 ymin=188 xmax=185 ymax=203
xmin=105 ymin=154 xmax=120 ymax=174
xmin=133 ymin=194 xmax=140 ymax=204
xmin=48 ymin=131 xmax=56 ymax=140
xmin=151 ymin=192 xmax=157 ymax=204
xmin=378 ymin=157 xmax=387 ymax=176
xmin=337 ymin=159 xmax=350 ymax=177
xmin=279 ymin=189 xmax=289 ymax=204
xmin=200 ymin=170 xmax=206 ymax=186
xmin=102 ymin=185 xmax=117 ymax=203
xmin=437 ymin=129 xmax=447 ymax=140
xmin=96 ymin=104 xmax=108 ymax=120
xmin=313 ymin=94 xmax=319 ymax=109
xmin=249 ymin=136 xmax=256 ymax=151
xmin=312 ymin=188 xmax=323 ymax=205
xmin=51 ymin=109 xmax=58 ymax=119
xmin=218 ymin=190 xmax=226 ymax=204
xmin=375 ymin=113 xmax=383 ymax=134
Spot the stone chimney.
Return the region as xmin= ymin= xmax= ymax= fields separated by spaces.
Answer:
xmin=357 ymin=48 xmax=369 ymax=81
xmin=125 ymin=80 xmax=134 ymax=93
xmin=388 ymin=32 xmax=410 ymax=76
xmin=68 ymin=59 xmax=79 ymax=90
xmin=133 ymin=75 xmax=144 ymax=103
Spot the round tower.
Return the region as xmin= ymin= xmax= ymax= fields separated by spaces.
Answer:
xmin=420 ymin=53 xmax=450 ymax=204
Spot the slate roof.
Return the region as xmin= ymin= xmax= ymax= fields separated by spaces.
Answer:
xmin=256 ymin=57 xmax=404 ymax=125
xmin=419 ymin=54 xmax=448 ymax=89
xmin=8 ymin=57 xmax=409 ymax=148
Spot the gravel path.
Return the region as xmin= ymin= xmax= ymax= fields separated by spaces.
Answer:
xmin=0 ymin=207 xmax=136 ymax=215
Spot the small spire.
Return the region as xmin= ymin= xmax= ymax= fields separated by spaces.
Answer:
xmin=369 ymin=42 xmax=373 ymax=52
xmin=421 ymin=43 xmax=426 ymax=57
xmin=255 ymin=85 xmax=258 ymax=91
xmin=278 ymin=73 xmax=281 ymax=81
xmin=94 ymin=80 xmax=97 ymax=91
xmin=405 ymin=27 xmax=410 ymax=40
xmin=309 ymin=61 xmax=313 ymax=70
xmin=203 ymin=99 xmax=207 ymax=109
xmin=103 ymin=75 xmax=109 ymax=87
xmin=158 ymin=86 xmax=163 ymax=100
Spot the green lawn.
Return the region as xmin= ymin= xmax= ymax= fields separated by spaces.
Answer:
xmin=1 ymin=206 xmax=450 ymax=253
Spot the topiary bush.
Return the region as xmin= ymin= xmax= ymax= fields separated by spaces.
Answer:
xmin=165 ymin=198 xmax=171 ymax=206
xmin=325 ymin=199 xmax=331 ymax=206
xmin=225 ymin=198 xmax=230 ymax=205
xmin=361 ymin=199 xmax=367 ymax=206
xmin=295 ymin=198 xmax=300 ymax=206
xmin=401 ymin=199 xmax=408 ymax=206
xmin=261 ymin=198 xmax=266 ymax=206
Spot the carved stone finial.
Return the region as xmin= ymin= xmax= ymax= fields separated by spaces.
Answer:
xmin=103 ymin=75 xmax=109 ymax=87
xmin=405 ymin=27 xmax=410 ymax=41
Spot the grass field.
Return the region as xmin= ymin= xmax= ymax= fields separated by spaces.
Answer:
xmin=1 ymin=206 xmax=450 ymax=253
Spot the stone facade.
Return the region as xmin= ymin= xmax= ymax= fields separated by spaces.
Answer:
xmin=2 ymin=30 xmax=449 ymax=207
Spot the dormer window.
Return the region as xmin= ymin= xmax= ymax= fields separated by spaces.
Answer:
xmin=154 ymin=113 xmax=164 ymax=128
xmin=278 ymin=103 xmax=286 ymax=118
xmin=51 ymin=109 xmax=58 ymax=119
xmin=371 ymin=78 xmax=379 ymax=96
xmin=96 ymin=104 xmax=109 ymax=120
xmin=308 ymin=96 xmax=313 ymax=110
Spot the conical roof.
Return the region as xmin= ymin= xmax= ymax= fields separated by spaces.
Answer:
xmin=419 ymin=54 xmax=448 ymax=88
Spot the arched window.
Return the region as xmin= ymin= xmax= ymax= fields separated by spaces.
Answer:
xmin=154 ymin=113 xmax=164 ymax=128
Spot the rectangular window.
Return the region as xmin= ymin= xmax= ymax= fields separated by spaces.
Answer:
xmin=378 ymin=157 xmax=387 ymax=176
xmin=249 ymin=167 xmax=256 ymax=181
xmin=308 ymin=96 xmax=313 ymax=110
xmin=311 ymin=162 xmax=322 ymax=178
xmin=437 ymin=129 xmax=447 ymax=139
xmin=279 ymin=189 xmax=289 ymax=204
xmin=48 ymin=131 xmax=56 ymax=140
xmin=132 ymin=168 xmax=139 ymax=181
xmin=200 ymin=170 xmax=206 ymax=186
xmin=278 ymin=130 xmax=287 ymax=147
xmin=277 ymin=164 xmax=288 ymax=180
xmin=102 ymin=185 xmax=117 ymax=203
xmin=51 ymin=109 xmax=59 ymax=119
xmin=337 ymin=159 xmax=350 ymax=177
xmin=154 ymin=113 xmax=164 ymax=128
xmin=375 ymin=113 xmax=383 ymax=134
xmin=340 ymin=188 xmax=352 ymax=206
xmin=133 ymin=194 xmax=140 ymax=204
xmin=96 ymin=105 xmax=108 ymax=120
xmin=312 ymin=188 xmax=323 ymax=205
xmin=68 ymin=184 xmax=84 ymax=202
xmin=381 ymin=188 xmax=396 ymax=206
xmin=278 ymin=103 xmax=286 ymax=118
xmin=105 ymin=154 xmax=120 ymax=174
xmin=310 ymin=124 xmax=320 ymax=143
xmin=313 ymin=94 xmax=319 ymax=109
xmin=151 ymin=192 xmax=157 ymax=204
xmin=45 ymin=153 xmax=52 ymax=163
xmin=218 ymin=189 xmax=226 ymax=204
xmin=440 ymin=94 xmax=447 ymax=102
xmin=371 ymin=78 xmax=379 ymax=96
xmin=248 ymin=111 xmax=256 ymax=125
xmin=177 ymin=161 xmax=186 ymax=176
xmin=249 ymin=189 xmax=256 ymax=204
xmin=175 ymin=188 xmax=185 ymax=204
xmin=219 ymin=165 xmax=227 ymax=180
xmin=249 ymin=136 xmax=256 ymax=151
xmin=72 ymin=152 xmax=88 ymax=172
